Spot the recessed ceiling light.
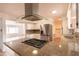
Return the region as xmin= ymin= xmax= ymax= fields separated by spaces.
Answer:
xmin=52 ymin=10 xmax=57 ymax=14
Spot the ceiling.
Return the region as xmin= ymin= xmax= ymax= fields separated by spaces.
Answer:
xmin=38 ymin=3 xmax=68 ymax=18
xmin=0 ymin=3 xmax=76 ymax=19
xmin=0 ymin=3 xmax=25 ymax=19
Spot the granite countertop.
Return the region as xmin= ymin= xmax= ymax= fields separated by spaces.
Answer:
xmin=5 ymin=37 xmax=79 ymax=56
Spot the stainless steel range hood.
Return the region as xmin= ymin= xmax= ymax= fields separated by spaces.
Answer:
xmin=22 ymin=3 xmax=42 ymax=21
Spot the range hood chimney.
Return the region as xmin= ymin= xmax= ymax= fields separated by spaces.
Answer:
xmin=22 ymin=3 xmax=42 ymax=21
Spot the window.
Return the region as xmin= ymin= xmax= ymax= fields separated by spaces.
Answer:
xmin=6 ymin=26 xmax=19 ymax=34
xmin=6 ymin=20 xmax=25 ymax=38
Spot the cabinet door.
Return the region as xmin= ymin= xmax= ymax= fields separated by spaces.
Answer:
xmin=0 ymin=18 xmax=3 ymax=50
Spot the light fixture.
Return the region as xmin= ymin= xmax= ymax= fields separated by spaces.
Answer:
xmin=32 ymin=50 xmax=38 ymax=55
xmin=59 ymin=45 xmax=62 ymax=48
xmin=52 ymin=10 xmax=57 ymax=14
xmin=9 ymin=42 xmax=12 ymax=44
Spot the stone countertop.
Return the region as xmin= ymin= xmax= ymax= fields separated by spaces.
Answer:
xmin=5 ymin=37 xmax=79 ymax=56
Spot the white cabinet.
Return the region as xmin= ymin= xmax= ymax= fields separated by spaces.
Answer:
xmin=26 ymin=23 xmax=40 ymax=39
xmin=0 ymin=18 xmax=3 ymax=50
xmin=26 ymin=23 xmax=40 ymax=30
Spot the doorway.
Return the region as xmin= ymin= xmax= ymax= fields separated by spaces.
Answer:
xmin=53 ymin=17 xmax=62 ymax=46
